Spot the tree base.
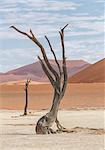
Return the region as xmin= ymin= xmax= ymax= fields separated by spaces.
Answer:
xmin=35 ymin=115 xmax=69 ymax=134
xmin=35 ymin=115 xmax=56 ymax=134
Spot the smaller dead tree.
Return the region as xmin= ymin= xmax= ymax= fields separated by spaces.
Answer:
xmin=24 ymin=78 xmax=31 ymax=115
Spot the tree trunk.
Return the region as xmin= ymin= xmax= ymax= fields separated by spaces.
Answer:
xmin=23 ymin=78 xmax=31 ymax=116
xmin=36 ymin=90 xmax=61 ymax=134
xmin=24 ymin=88 xmax=28 ymax=115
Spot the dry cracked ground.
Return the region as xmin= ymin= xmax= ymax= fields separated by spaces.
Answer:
xmin=0 ymin=109 xmax=105 ymax=150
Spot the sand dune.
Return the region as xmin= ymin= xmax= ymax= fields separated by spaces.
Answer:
xmin=0 ymin=60 xmax=90 ymax=83
xmin=0 ymin=83 xmax=104 ymax=110
xmin=69 ymin=58 xmax=105 ymax=83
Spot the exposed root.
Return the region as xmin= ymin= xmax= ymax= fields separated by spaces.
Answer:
xmin=56 ymin=125 xmax=105 ymax=135
xmin=55 ymin=119 xmax=105 ymax=135
xmin=69 ymin=127 xmax=105 ymax=135
xmin=55 ymin=118 xmax=70 ymax=133
xmin=48 ymin=128 xmax=56 ymax=134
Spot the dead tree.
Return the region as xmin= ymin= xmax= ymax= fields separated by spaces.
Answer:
xmin=10 ymin=24 xmax=69 ymax=134
xmin=24 ymin=78 xmax=31 ymax=115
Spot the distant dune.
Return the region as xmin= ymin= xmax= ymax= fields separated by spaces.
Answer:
xmin=0 ymin=59 xmax=90 ymax=83
xmin=69 ymin=58 xmax=105 ymax=83
xmin=0 ymin=83 xmax=104 ymax=110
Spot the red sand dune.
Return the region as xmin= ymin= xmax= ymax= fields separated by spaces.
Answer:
xmin=69 ymin=58 xmax=105 ymax=83
xmin=0 ymin=60 xmax=90 ymax=83
xmin=0 ymin=83 xmax=104 ymax=110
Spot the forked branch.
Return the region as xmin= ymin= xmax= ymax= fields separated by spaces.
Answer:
xmin=10 ymin=26 xmax=59 ymax=82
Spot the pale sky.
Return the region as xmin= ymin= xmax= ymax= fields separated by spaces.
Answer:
xmin=0 ymin=0 xmax=104 ymax=72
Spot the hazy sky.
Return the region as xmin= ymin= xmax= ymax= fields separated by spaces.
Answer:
xmin=0 ymin=0 xmax=104 ymax=72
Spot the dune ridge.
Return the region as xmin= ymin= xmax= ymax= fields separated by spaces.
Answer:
xmin=0 ymin=59 xmax=90 ymax=83
xmin=69 ymin=58 xmax=105 ymax=83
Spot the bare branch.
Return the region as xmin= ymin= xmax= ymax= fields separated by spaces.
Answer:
xmin=61 ymin=24 xmax=69 ymax=32
xmin=25 ymin=78 xmax=31 ymax=90
xmin=59 ymin=24 xmax=68 ymax=95
xmin=10 ymin=26 xmax=59 ymax=82
xmin=38 ymin=56 xmax=56 ymax=88
xmin=45 ymin=35 xmax=62 ymax=76
xmin=27 ymin=78 xmax=31 ymax=84
xmin=10 ymin=26 xmax=33 ymax=40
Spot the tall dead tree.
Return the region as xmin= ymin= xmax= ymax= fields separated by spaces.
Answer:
xmin=24 ymin=78 xmax=31 ymax=115
xmin=10 ymin=24 xmax=68 ymax=134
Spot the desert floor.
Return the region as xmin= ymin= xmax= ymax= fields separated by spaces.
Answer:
xmin=0 ymin=83 xmax=105 ymax=149
xmin=0 ymin=83 xmax=105 ymax=109
xmin=0 ymin=109 xmax=105 ymax=150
